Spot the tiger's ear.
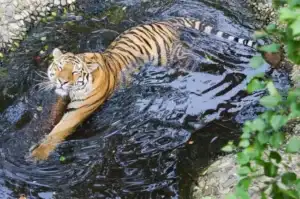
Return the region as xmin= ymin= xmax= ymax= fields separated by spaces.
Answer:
xmin=52 ymin=48 xmax=63 ymax=59
xmin=87 ymin=63 xmax=100 ymax=73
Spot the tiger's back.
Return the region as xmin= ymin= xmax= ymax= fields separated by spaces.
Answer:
xmin=103 ymin=17 xmax=259 ymax=73
xmin=104 ymin=20 xmax=179 ymax=68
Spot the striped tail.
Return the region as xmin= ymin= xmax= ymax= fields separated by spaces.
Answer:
xmin=168 ymin=17 xmax=265 ymax=49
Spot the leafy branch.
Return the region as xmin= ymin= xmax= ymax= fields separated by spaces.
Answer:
xmin=223 ymin=1 xmax=300 ymax=198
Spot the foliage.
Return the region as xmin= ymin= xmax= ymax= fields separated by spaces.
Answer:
xmin=222 ymin=0 xmax=300 ymax=198
xmin=101 ymin=5 xmax=127 ymax=24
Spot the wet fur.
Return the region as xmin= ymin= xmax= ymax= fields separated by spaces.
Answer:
xmin=30 ymin=17 xmax=280 ymax=160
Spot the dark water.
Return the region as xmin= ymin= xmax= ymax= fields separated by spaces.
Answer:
xmin=0 ymin=0 xmax=290 ymax=198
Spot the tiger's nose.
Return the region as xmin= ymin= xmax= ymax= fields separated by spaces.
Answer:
xmin=57 ymin=79 xmax=69 ymax=86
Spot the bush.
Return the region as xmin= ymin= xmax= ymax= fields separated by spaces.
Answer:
xmin=223 ymin=1 xmax=300 ymax=198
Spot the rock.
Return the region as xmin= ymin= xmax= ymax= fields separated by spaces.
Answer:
xmin=3 ymin=101 xmax=32 ymax=129
xmin=14 ymin=14 xmax=23 ymax=20
xmin=54 ymin=0 xmax=60 ymax=5
xmin=8 ymin=23 xmax=19 ymax=30
xmin=192 ymin=138 xmax=300 ymax=199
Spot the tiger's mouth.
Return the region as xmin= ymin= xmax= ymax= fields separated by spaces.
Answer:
xmin=55 ymin=87 xmax=69 ymax=96
xmin=55 ymin=81 xmax=73 ymax=96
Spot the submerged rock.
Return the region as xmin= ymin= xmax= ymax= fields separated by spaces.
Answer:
xmin=2 ymin=101 xmax=31 ymax=129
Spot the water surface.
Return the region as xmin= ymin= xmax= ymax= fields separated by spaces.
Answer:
xmin=0 ymin=0 xmax=290 ymax=198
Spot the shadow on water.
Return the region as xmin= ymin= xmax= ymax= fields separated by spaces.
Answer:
xmin=0 ymin=0 xmax=290 ymax=198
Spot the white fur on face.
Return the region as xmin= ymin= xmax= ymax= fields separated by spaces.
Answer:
xmin=55 ymin=88 xmax=69 ymax=96
xmin=47 ymin=51 xmax=96 ymax=98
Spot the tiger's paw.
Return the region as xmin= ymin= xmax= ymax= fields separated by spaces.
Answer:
xmin=30 ymin=143 xmax=52 ymax=161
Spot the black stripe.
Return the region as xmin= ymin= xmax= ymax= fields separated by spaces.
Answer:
xmin=115 ymin=46 xmax=138 ymax=62
xmin=105 ymin=57 xmax=119 ymax=83
xmin=131 ymin=31 xmax=152 ymax=49
xmin=126 ymin=32 xmax=152 ymax=61
xmin=117 ymin=41 xmax=138 ymax=51
xmin=221 ymin=32 xmax=230 ymax=39
xmin=169 ymin=19 xmax=178 ymax=23
xmin=210 ymin=28 xmax=219 ymax=35
xmin=155 ymin=24 xmax=174 ymax=45
xmin=199 ymin=22 xmax=207 ymax=31
xmin=135 ymin=26 xmax=154 ymax=41
xmin=175 ymin=18 xmax=185 ymax=26
xmin=149 ymin=24 xmax=168 ymax=43
xmin=115 ymin=53 xmax=129 ymax=67
xmin=107 ymin=52 xmax=122 ymax=72
xmin=243 ymin=40 xmax=249 ymax=46
xmin=122 ymin=36 xmax=147 ymax=58
xmin=183 ymin=18 xmax=194 ymax=27
xmin=141 ymin=25 xmax=162 ymax=66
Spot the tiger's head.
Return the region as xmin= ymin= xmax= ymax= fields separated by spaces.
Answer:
xmin=47 ymin=48 xmax=99 ymax=97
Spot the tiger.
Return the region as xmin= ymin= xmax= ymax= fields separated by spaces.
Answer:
xmin=30 ymin=17 xmax=282 ymax=160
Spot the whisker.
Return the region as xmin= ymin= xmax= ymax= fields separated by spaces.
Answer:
xmin=32 ymin=80 xmax=55 ymax=93
xmin=32 ymin=78 xmax=45 ymax=83
xmin=35 ymin=71 xmax=49 ymax=79
xmin=38 ymin=84 xmax=54 ymax=93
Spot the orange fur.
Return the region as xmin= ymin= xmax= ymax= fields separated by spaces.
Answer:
xmin=31 ymin=17 xmax=268 ymax=160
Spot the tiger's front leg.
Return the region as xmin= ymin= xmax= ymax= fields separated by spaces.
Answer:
xmin=30 ymin=105 xmax=96 ymax=161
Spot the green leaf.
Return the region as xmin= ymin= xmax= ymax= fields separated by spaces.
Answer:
xmin=239 ymin=139 xmax=250 ymax=148
xmin=244 ymin=145 xmax=261 ymax=159
xmin=266 ymin=81 xmax=279 ymax=96
xmin=266 ymin=23 xmax=276 ymax=32
xmin=238 ymin=177 xmax=252 ymax=190
xmin=252 ymin=118 xmax=266 ymax=132
xmin=261 ymin=111 xmax=273 ymax=122
xmin=269 ymin=132 xmax=285 ymax=148
xmin=260 ymin=95 xmax=281 ymax=108
xmin=286 ymin=38 xmax=300 ymax=64
xmin=264 ymin=162 xmax=278 ymax=177
xmin=291 ymin=19 xmax=300 ymax=36
xmin=270 ymin=115 xmax=288 ymax=131
xmin=249 ymin=55 xmax=265 ymax=68
xmin=247 ymin=78 xmax=265 ymax=93
xmin=241 ymin=131 xmax=251 ymax=139
xmin=59 ymin=156 xmax=66 ymax=162
xmin=257 ymin=131 xmax=270 ymax=144
xmin=225 ymin=193 xmax=237 ymax=199
xmin=261 ymin=192 xmax=267 ymax=199
xmin=296 ymin=179 xmax=300 ymax=193
xmin=254 ymin=30 xmax=268 ymax=39
xmin=235 ymin=187 xmax=250 ymax=199
xmin=237 ymin=152 xmax=250 ymax=165
xmin=286 ymin=136 xmax=300 ymax=153
xmin=288 ymin=105 xmax=300 ymax=120
xmin=280 ymin=189 xmax=299 ymax=199
xmin=287 ymin=88 xmax=300 ymax=103
xmin=279 ymin=7 xmax=297 ymax=21
xmin=290 ymin=0 xmax=300 ymax=6
xmin=269 ymin=151 xmax=282 ymax=163
xmin=259 ymin=43 xmax=281 ymax=53
xmin=222 ymin=144 xmax=234 ymax=152
xmin=282 ymin=172 xmax=297 ymax=186
xmin=244 ymin=121 xmax=254 ymax=132
xmin=238 ymin=166 xmax=251 ymax=176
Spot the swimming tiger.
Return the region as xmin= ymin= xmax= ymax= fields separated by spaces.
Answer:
xmin=30 ymin=17 xmax=282 ymax=160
